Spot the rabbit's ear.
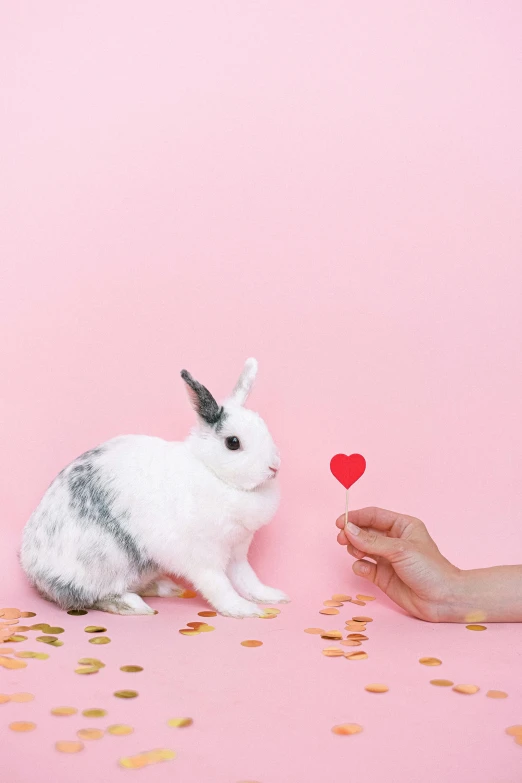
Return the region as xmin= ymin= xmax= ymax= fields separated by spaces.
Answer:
xmin=181 ymin=370 xmax=225 ymax=427
xmin=231 ymin=358 xmax=258 ymax=406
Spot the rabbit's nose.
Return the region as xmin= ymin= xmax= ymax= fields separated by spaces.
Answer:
xmin=269 ymin=466 xmax=279 ymax=475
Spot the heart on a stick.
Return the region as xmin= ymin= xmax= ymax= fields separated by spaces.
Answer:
xmin=330 ymin=453 xmax=366 ymax=489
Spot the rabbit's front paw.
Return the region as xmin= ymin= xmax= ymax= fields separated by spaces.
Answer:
xmin=249 ymin=587 xmax=290 ymax=604
xmin=218 ymin=598 xmax=265 ymax=619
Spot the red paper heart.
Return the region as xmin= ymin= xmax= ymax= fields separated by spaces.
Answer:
xmin=330 ymin=453 xmax=366 ymax=490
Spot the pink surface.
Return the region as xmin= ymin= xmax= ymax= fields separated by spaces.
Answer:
xmin=1 ymin=2 xmax=521 ymax=781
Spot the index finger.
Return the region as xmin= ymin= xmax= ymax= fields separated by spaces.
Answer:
xmin=335 ymin=506 xmax=419 ymax=536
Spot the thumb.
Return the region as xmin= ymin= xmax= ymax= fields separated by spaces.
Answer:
xmin=345 ymin=521 xmax=408 ymax=563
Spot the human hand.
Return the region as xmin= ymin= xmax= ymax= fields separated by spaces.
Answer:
xmin=336 ymin=507 xmax=461 ymax=622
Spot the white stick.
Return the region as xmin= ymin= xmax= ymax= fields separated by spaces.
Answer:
xmin=345 ymin=488 xmax=349 ymax=527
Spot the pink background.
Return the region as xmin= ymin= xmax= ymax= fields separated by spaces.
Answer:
xmin=1 ymin=2 xmax=521 ymax=781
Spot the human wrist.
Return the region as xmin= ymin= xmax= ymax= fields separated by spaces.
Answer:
xmin=434 ymin=567 xmax=474 ymax=623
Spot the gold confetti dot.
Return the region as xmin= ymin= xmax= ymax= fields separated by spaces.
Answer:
xmin=365 ymin=683 xmax=389 ymax=693
xmin=44 ymin=626 xmax=64 ymax=634
xmin=453 ymin=684 xmax=480 ymax=695
xmin=430 ymin=679 xmax=454 ymax=687
xmin=107 ymin=724 xmax=134 ymax=735
xmin=0 ymin=656 xmax=27 ymax=669
xmin=6 ymin=635 xmax=28 ymax=643
xmin=352 ymin=616 xmax=373 ymax=623
xmin=345 ymin=651 xmax=369 ymax=660
xmin=486 ymin=690 xmax=508 ymax=699
xmin=89 ymin=636 xmax=111 ymax=645
xmin=356 ymin=594 xmax=376 ymax=601
xmin=347 ymin=633 xmax=368 ymax=640
xmin=179 ymin=590 xmax=197 ymax=599
xmin=14 ymin=651 xmax=49 ymax=660
xmin=1 ymin=608 xmax=22 ymax=620
xmin=320 ymin=630 xmax=343 ymax=640
xmin=10 ymin=692 xmax=34 ymax=703
xmin=259 ymin=612 xmax=278 ymax=619
xmin=179 ymin=629 xmax=200 ymax=636
xmin=67 ymin=609 xmax=88 ymax=616
xmin=77 ymin=728 xmax=104 ymax=740
xmin=241 ymin=640 xmax=263 ymax=647
xmin=187 ymin=622 xmax=215 ymax=632
xmin=198 ymin=611 xmax=217 ymax=617
xmin=322 ymin=647 xmax=344 ymax=657
xmin=35 ymin=635 xmax=62 ymax=646
xmin=0 ymin=647 xmax=14 ymax=655
xmin=304 ymin=628 xmax=324 ymax=635
xmin=78 ymin=657 xmax=105 ymax=668
xmin=75 ymin=666 xmax=100 ymax=675
xmin=9 ymin=721 xmax=36 ymax=732
xmin=466 ymin=624 xmax=487 ymax=631
xmin=167 ymin=717 xmax=193 ymax=728
xmin=319 ymin=608 xmax=339 ymax=616
xmin=120 ymin=665 xmax=143 ymax=673
xmin=332 ymin=723 xmax=363 ymax=735
xmin=119 ymin=749 xmax=176 ymax=768
xmin=506 ymin=725 xmax=522 ymax=736
xmin=56 ymin=740 xmax=84 ymax=753
xmin=51 ymin=706 xmax=78 ymax=716
xmin=323 ymin=600 xmax=343 ymax=607
xmin=340 ymin=640 xmax=362 ymax=647
xmin=84 ymin=626 xmax=107 ymax=633
xmin=515 ymin=736 xmax=522 ymax=747
xmin=82 ymin=708 xmax=107 ymax=718
xmin=350 ymin=599 xmax=366 ymax=606
xmin=332 ymin=594 xmax=351 ymax=602
xmin=20 ymin=611 xmax=36 ymax=618
xmin=345 ymin=622 xmax=367 ymax=631
xmin=419 ymin=657 xmax=442 ymax=666
xmin=0 ymin=694 xmax=10 ymax=704
xmin=114 ymin=690 xmax=138 ymax=699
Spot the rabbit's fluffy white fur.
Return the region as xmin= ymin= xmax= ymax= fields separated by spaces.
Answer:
xmin=20 ymin=358 xmax=289 ymax=617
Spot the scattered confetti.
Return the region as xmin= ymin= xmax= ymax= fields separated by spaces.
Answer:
xmin=14 ymin=651 xmax=49 ymax=660
xmin=332 ymin=594 xmax=351 ymax=602
xmin=332 ymin=723 xmax=363 ymax=736
xmin=350 ymin=599 xmax=366 ymax=606
xmin=365 ymin=683 xmax=389 ymax=693
xmin=319 ymin=608 xmax=339 ymax=616
xmin=167 ymin=717 xmax=193 ymax=728
xmin=56 ymin=740 xmax=84 ymax=753
xmin=430 ymin=679 xmax=454 ymax=687
xmin=179 ymin=629 xmax=200 ymax=636
xmin=84 ymin=626 xmax=107 ymax=633
xmin=108 ymin=724 xmax=134 ymax=735
xmin=320 ymin=630 xmax=343 ymax=640
xmin=10 ymin=692 xmax=34 ymax=703
xmin=352 ymin=616 xmax=373 ymax=623
xmin=179 ymin=590 xmax=197 ymax=599
xmin=0 ymin=647 xmax=14 ymax=654
xmin=356 ymin=594 xmax=375 ymax=601
xmin=322 ymin=647 xmax=343 ymax=657
xmin=466 ymin=624 xmax=487 ymax=631
xmin=75 ymin=666 xmax=100 ymax=675
xmin=198 ymin=611 xmax=217 ymax=618
xmin=0 ymin=694 xmax=10 ymax=704
xmin=20 ymin=612 xmax=36 ymax=618
xmin=89 ymin=636 xmax=111 ymax=645
xmin=9 ymin=721 xmax=36 ymax=732
xmin=1 ymin=608 xmax=22 ymax=620
xmin=241 ymin=640 xmax=263 ymax=648
xmin=419 ymin=657 xmax=442 ymax=667
xmin=36 ymin=636 xmax=62 ymax=646
xmin=453 ymin=684 xmax=480 ymax=695
xmin=51 ymin=706 xmax=78 ymax=716
xmin=0 ymin=656 xmax=27 ymax=669
xmin=114 ymin=690 xmax=139 ymax=699
xmin=506 ymin=726 xmax=522 ymax=736
xmin=6 ymin=635 xmax=28 ymax=643
xmin=340 ymin=640 xmax=362 ymax=647
xmin=486 ymin=690 xmax=508 ymax=699
xmin=77 ymin=728 xmax=104 ymax=740
xmin=78 ymin=657 xmax=105 ymax=668
xmin=304 ymin=628 xmax=324 ymax=635
xmin=67 ymin=609 xmax=88 ymax=616
xmin=119 ymin=749 xmax=176 ymax=769
xmin=347 ymin=633 xmax=368 ymax=640
xmin=83 ymin=708 xmax=107 ymax=718
xmin=186 ymin=622 xmax=215 ymax=632
xmin=323 ymin=600 xmax=343 ymax=607
xmin=345 ymin=651 xmax=368 ymax=661
xmin=120 ymin=665 xmax=143 ymax=673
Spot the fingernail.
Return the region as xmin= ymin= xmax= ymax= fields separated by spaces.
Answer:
xmin=357 ymin=562 xmax=370 ymax=575
xmin=347 ymin=521 xmax=360 ymax=536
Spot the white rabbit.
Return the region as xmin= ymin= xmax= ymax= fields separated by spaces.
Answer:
xmin=20 ymin=358 xmax=289 ymax=617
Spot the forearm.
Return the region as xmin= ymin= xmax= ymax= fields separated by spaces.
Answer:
xmin=443 ymin=566 xmax=522 ymax=623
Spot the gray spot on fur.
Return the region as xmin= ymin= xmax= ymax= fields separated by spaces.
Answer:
xmin=66 ymin=448 xmax=156 ymax=573
xmin=35 ymin=574 xmax=91 ymax=610
xmin=181 ymin=370 xmax=227 ymax=430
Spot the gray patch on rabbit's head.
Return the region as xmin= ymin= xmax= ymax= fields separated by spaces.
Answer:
xmin=181 ymin=370 xmax=227 ymax=431
xmin=66 ymin=448 xmax=155 ymax=573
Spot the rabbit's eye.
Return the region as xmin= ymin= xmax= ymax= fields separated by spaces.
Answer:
xmin=225 ymin=436 xmax=241 ymax=451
